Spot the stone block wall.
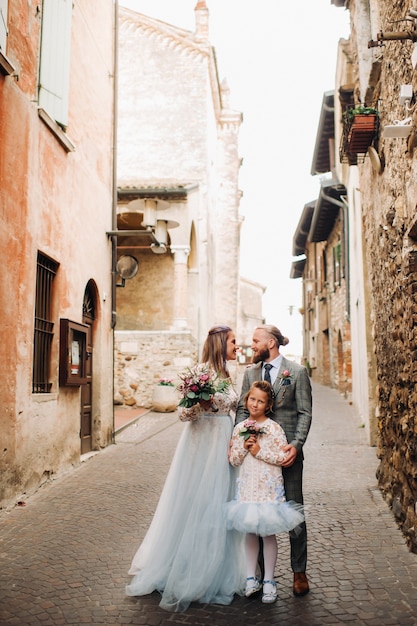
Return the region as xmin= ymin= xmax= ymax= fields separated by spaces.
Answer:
xmin=346 ymin=0 xmax=417 ymax=552
xmin=114 ymin=330 xmax=198 ymax=408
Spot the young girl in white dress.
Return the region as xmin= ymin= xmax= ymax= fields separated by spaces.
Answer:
xmin=126 ymin=325 xmax=245 ymax=612
xmin=226 ymin=380 xmax=304 ymax=604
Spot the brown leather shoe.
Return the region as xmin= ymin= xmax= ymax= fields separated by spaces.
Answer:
xmin=293 ymin=572 xmax=309 ymax=596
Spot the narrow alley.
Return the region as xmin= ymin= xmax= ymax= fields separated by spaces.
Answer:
xmin=1 ymin=383 xmax=416 ymax=625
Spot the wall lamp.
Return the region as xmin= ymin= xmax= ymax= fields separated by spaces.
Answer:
xmin=115 ymin=255 xmax=139 ymax=287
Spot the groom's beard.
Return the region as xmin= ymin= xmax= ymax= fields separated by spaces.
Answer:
xmin=252 ymin=347 xmax=270 ymax=364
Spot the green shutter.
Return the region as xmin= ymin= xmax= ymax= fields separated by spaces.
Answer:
xmin=38 ymin=0 xmax=72 ymax=128
xmin=0 ymin=0 xmax=8 ymax=52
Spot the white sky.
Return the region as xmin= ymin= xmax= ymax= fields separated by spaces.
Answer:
xmin=118 ymin=0 xmax=350 ymax=356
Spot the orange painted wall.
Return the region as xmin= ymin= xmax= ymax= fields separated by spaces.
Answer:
xmin=0 ymin=1 xmax=115 ymax=507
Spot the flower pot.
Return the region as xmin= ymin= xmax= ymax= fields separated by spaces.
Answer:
xmin=347 ymin=114 xmax=378 ymax=152
xmin=152 ymin=385 xmax=178 ymax=412
xmin=340 ymin=113 xmax=379 ymax=163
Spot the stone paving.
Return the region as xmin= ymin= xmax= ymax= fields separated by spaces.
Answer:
xmin=1 ymin=382 xmax=417 ymax=625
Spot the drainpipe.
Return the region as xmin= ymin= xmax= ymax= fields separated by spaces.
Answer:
xmin=111 ymin=0 xmax=119 ymax=331
xmin=110 ymin=0 xmax=119 ymax=442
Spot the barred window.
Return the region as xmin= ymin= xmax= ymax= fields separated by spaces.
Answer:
xmin=32 ymin=252 xmax=59 ymax=393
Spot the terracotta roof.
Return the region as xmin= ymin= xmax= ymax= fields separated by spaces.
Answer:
xmin=292 ymin=201 xmax=315 ymax=256
xmin=308 ymin=178 xmax=347 ymax=243
xmin=117 ymin=182 xmax=198 ymax=201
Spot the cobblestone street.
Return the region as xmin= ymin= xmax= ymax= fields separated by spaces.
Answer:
xmin=1 ymin=382 xmax=417 ymax=625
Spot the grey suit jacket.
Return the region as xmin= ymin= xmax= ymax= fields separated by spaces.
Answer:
xmin=236 ymin=356 xmax=312 ymax=459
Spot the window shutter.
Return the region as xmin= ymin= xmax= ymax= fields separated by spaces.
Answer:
xmin=39 ymin=0 xmax=72 ymax=128
xmin=0 ymin=0 xmax=8 ymax=52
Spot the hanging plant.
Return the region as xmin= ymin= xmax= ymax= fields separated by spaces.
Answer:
xmin=340 ymin=105 xmax=379 ymax=164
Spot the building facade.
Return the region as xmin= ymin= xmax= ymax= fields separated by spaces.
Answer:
xmin=293 ymin=0 xmax=417 ymax=552
xmin=114 ymin=3 xmax=245 ymax=406
xmin=0 ymin=0 xmax=115 ymax=509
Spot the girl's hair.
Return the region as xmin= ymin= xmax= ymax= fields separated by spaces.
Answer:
xmin=255 ymin=324 xmax=289 ymax=347
xmin=244 ymin=380 xmax=275 ymax=414
xmin=201 ymin=325 xmax=232 ymax=379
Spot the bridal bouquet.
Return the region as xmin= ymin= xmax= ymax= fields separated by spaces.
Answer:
xmin=177 ymin=364 xmax=230 ymax=408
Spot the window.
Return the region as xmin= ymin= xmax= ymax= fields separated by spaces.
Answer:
xmin=38 ymin=0 xmax=72 ymax=128
xmin=0 ymin=0 xmax=14 ymax=75
xmin=32 ymin=252 xmax=59 ymax=393
xmin=333 ymin=241 xmax=342 ymax=287
xmin=0 ymin=0 xmax=8 ymax=52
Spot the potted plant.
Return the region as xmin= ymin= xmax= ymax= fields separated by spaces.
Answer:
xmin=152 ymin=378 xmax=178 ymax=413
xmin=340 ymin=105 xmax=379 ymax=164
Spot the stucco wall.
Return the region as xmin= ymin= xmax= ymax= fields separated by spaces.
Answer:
xmin=115 ymin=6 xmax=243 ymax=405
xmin=0 ymin=1 xmax=115 ymax=508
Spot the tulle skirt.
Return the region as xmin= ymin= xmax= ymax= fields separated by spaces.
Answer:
xmin=225 ymin=500 xmax=305 ymax=537
xmin=126 ymin=413 xmax=246 ymax=612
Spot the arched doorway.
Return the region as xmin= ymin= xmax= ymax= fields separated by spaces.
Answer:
xmin=80 ymin=281 xmax=97 ymax=454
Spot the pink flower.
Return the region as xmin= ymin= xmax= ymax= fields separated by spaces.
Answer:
xmin=282 ymin=370 xmax=290 ymax=378
xmin=177 ymin=363 xmax=230 ymax=408
xmin=239 ymin=419 xmax=266 ymax=440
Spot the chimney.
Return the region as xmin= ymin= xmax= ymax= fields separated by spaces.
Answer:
xmin=194 ymin=1 xmax=209 ymax=42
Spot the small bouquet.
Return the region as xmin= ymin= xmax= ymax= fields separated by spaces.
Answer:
xmin=239 ymin=419 xmax=266 ymax=440
xmin=177 ymin=364 xmax=230 ymax=409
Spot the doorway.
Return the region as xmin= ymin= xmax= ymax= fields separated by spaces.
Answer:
xmin=80 ymin=281 xmax=96 ymax=454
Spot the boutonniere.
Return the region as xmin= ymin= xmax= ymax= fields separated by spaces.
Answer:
xmin=275 ymin=369 xmax=292 ymax=406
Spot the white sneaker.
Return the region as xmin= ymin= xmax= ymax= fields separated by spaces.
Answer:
xmin=262 ymin=579 xmax=277 ymax=603
xmin=245 ymin=577 xmax=262 ymax=597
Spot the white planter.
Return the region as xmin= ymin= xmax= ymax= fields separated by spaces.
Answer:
xmin=152 ymin=385 xmax=178 ymax=412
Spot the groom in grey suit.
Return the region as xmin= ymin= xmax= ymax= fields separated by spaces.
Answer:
xmin=236 ymin=324 xmax=312 ymax=596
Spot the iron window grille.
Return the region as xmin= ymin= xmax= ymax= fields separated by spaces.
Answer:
xmin=32 ymin=252 xmax=59 ymax=393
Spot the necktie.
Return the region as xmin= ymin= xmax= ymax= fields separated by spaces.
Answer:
xmin=264 ymin=363 xmax=272 ymax=384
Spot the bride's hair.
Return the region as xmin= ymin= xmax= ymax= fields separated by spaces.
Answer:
xmin=202 ymin=325 xmax=232 ymax=379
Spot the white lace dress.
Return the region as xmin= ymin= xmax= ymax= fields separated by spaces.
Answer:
xmin=226 ymin=418 xmax=304 ymax=537
xmin=126 ymin=386 xmax=246 ymax=612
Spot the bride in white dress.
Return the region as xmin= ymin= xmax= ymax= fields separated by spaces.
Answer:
xmin=125 ymin=325 xmax=245 ymax=612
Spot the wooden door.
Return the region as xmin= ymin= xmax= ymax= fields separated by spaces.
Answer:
xmin=80 ymin=283 xmax=95 ymax=454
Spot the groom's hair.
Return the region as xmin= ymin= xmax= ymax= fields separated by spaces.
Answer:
xmin=255 ymin=324 xmax=289 ymax=347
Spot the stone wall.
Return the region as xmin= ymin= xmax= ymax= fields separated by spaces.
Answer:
xmin=346 ymin=0 xmax=417 ymax=552
xmin=114 ymin=330 xmax=198 ymax=408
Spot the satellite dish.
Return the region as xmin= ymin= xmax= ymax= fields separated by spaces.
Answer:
xmin=116 ymin=255 xmax=139 ymax=280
